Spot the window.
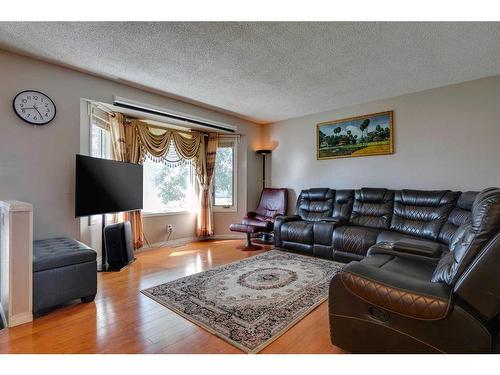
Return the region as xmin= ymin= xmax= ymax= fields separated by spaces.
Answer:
xmin=143 ymin=159 xmax=195 ymax=214
xmin=88 ymin=105 xmax=199 ymax=215
xmin=90 ymin=110 xmax=111 ymax=159
xmin=213 ymin=137 xmax=237 ymax=210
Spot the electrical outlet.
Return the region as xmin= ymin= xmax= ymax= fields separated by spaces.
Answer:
xmin=167 ymin=224 xmax=174 ymax=233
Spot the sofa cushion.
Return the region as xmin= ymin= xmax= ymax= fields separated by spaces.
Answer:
xmin=295 ymin=188 xmax=335 ymax=221
xmin=33 ymin=237 xmax=97 ymax=272
xmin=390 ymin=190 xmax=460 ymax=241
xmin=438 ymin=191 xmax=478 ymax=244
xmin=332 ymin=225 xmax=381 ymax=256
xmin=280 ymin=221 xmax=314 ymax=244
xmin=350 ymin=188 xmax=394 ymax=229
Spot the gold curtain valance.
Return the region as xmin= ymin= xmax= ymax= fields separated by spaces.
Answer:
xmin=127 ymin=120 xmax=205 ymax=172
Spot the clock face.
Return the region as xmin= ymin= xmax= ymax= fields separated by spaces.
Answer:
xmin=13 ymin=90 xmax=56 ymax=125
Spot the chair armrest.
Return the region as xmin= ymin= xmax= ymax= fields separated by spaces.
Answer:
xmin=245 ymin=211 xmax=257 ymax=219
xmin=337 ymin=262 xmax=452 ymax=320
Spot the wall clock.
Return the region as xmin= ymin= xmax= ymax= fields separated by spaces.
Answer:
xmin=12 ymin=90 xmax=56 ymax=125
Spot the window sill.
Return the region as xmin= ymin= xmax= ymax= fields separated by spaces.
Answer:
xmin=142 ymin=211 xmax=194 ymax=218
xmin=213 ymin=207 xmax=238 ymax=213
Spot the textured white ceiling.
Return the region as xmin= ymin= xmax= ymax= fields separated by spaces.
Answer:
xmin=0 ymin=22 xmax=499 ymax=123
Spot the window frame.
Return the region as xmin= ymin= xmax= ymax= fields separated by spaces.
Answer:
xmin=212 ymin=136 xmax=238 ymax=213
xmin=89 ymin=106 xmax=112 ymax=225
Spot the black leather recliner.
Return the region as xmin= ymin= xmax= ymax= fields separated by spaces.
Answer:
xmin=329 ymin=188 xmax=500 ymax=353
xmin=274 ymin=188 xmax=335 ymax=254
xmin=331 ymin=188 xmax=394 ymax=261
xmin=274 ymin=188 xmax=356 ymax=256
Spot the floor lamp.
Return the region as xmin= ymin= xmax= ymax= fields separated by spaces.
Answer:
xmin=254 ymin=149 xmax=273 ymax=244
xmin=256 ymin=149 xmax=271 ymax=189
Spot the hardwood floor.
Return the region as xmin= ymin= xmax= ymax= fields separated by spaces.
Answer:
xmin=0 ymin=240 xmax=345 ymax=354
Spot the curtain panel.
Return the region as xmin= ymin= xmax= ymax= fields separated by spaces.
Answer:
xmin=109 ymin=113 xmax=144 ymax=249
xmin=196 ymin=132 xmax=218 ymax=237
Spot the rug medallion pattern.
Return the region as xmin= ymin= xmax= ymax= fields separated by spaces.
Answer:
xmin=141 ymin=250 xmax=343 ymax=353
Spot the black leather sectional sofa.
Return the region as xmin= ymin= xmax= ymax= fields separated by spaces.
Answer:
xmin=274 ymin=187 xmax=500 ymax=353
xmin=274 ymin=187 xmax=473 ymax=261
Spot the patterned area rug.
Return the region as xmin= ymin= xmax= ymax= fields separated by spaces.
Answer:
xmin=141 ymin=250 xmax=343 ymax=353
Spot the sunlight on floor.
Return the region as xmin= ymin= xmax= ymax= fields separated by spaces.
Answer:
xmin=169 ymin=250 xmax=201 ymax=257
xmin=184 ymin=254 xmax=203 ymax=275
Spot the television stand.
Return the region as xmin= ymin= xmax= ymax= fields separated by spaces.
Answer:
xmin=97 ymin=214 xmax=108 ymax=272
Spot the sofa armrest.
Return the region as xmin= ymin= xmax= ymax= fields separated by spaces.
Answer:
xmin=274 ymin=215 xmax=301 ymax=225
xmin=336 ymin=262 xmax=452 ymax=320
xmin=368 ymin=240 xmax=444 ymax=260
xmin=273 ymin=215 xmax=301 ymax=246
xmin=393 ymin=239 xmax=443 ymax=257
xmin=319 ymin=218 xmax=350 ymax=226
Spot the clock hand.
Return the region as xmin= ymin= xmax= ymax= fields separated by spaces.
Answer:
xmin=35 ymin=108 xmax=43 ymax=117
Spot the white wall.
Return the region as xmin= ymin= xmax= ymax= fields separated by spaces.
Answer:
xmin=264 ymin=76 xmax=500 ymax=213
xmin=0 ymin=50 xmax=263 ymax=249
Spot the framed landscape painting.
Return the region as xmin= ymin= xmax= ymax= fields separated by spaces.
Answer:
xmin=316 ymin=110 xmax=394 ymax=160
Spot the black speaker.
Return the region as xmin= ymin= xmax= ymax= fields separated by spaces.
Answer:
xmin=103 ymin=221 xmax=135 ymax=270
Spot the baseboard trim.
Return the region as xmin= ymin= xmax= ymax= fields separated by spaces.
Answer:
xmin=9 ymin=311 xmax=33 ymax=327
xmin=208 ymin=233 xmax=246 ymax=241
xmin=138 ymin=233 xmax=246 ymax=252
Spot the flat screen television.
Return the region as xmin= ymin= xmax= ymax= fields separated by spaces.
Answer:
xmin=75 ymin=154 xmax=143 ymax=217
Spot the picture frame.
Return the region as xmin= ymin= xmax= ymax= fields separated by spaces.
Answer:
xmin=316 ymin=110 xmax=394 ymax=160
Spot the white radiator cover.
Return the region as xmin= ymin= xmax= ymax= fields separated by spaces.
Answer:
xmin=0 ymin=201 xmax=33 ymax=327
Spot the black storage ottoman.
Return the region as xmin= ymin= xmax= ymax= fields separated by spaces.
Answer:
xmin=33 ymin=237 xmax=97 ymax=313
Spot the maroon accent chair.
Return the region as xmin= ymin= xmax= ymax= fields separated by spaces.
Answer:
xmin=230 ymin=188 xmax=288 ymax=250
xmin=242 ymin=188 xmax=288 ymax=229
